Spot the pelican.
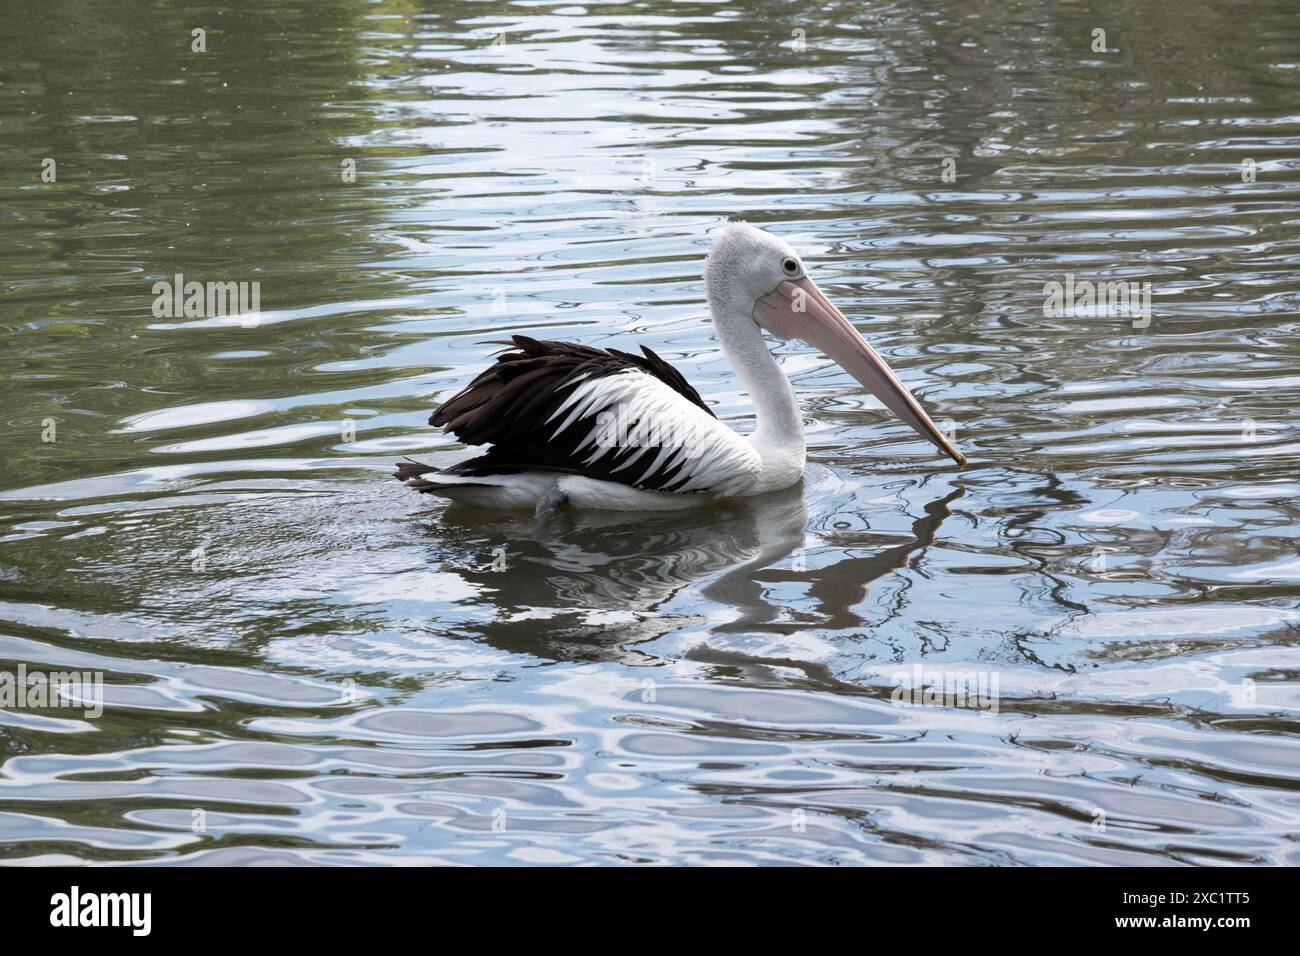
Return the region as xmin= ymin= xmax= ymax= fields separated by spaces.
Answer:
xmin=396 ymin=222 xmax=965 ymax=514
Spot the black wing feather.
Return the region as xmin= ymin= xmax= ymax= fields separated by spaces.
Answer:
xmin=425 ymin=335 xmax=716 ymax=490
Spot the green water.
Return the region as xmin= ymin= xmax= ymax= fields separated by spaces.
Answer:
xmin=1 ymin=0 xmax=1298 ymax=864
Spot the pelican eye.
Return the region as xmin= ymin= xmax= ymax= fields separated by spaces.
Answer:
xmin=781 ymin=256 xmax=800 ymax=276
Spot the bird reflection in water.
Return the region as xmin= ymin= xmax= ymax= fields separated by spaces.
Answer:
xmin=423 ymin=478 xmax=964 ymax=664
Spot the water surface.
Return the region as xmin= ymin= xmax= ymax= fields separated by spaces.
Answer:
xmin=2 ymin=0 xmax=1299 ymax=864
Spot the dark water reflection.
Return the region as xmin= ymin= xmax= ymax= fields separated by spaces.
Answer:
xmin=1 ymin=0 xmax=1299 ymax=864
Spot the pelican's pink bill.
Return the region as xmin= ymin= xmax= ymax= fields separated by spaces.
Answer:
xmin=754 ymin=276 xmax=967 ymax=467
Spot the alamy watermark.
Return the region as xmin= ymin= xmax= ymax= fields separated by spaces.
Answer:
xmin=50 ymin=886 xmax=150 ymax=936
xmin=592 ymin=405 xmax=712 ymax=459
xmin=1043 ymin=274 xmax=1152 ymax=328
xmin=0 ymin=664 xmax=104 ymax=718
xmin=890 ymin=664 xmax=999 ymax=715
xmin=152 ymin=273 xmax=261 ymax=327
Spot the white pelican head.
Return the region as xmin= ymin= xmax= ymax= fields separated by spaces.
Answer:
xmin=705 ymin=221 xmax=966 ymax=467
